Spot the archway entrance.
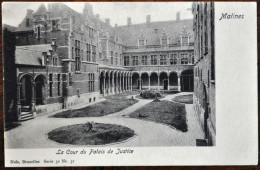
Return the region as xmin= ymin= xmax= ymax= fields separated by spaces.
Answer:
xmin=99 ymin=72 xmax=104 ymax=95
xmin=169 ymin=72 xmax=178 ymax=90
xmin=163 ymin=80 xmax=168 ymax=90
xmin=20 ymin=75 xmax=32 ymax=108
xmin=159 ymin=72 xmax=168 ymax=90
xmin=150 ymin=72 xmax=158 ymax=90
xmin=35 ymin=75 xmax=45 ymax=105
xmin=132 ymin=73 xmax=139 ymax=90
xmin=181 ymin=70 xmax=194 ymax=92
xmin=141 ymin=73 xmax=149 ymax=90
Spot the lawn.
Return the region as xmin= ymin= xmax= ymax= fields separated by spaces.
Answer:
xmin=47 ymin=123 xmax=135 ymax=145
xmin=172 ymin=94 xmax=193 ymax=104
xmin=51 ymin=92 xmax=138 ymax=118
xmin=129 ymin=100 xmax=188 ymax=132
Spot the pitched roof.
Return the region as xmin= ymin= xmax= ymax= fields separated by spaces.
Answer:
xmin=33 ymin=4 xmax=47 ymax=16
xmin=115 ymin=19 xmax=194 ymax=47
xmin=15 ymin=44 xmax=53 ymax=66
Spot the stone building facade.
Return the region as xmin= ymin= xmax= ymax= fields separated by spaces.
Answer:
xmin=7 ymin=3 xmax=195 ymax=122
xmin=192 ymin=2 xmax=216 ymax=146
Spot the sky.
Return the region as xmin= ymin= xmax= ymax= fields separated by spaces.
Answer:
xmin=2 ymin=2 xmax=193 ymax=27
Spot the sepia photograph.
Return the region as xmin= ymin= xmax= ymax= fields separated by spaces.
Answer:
xmin=2 ymin=1 xmax=257 ymax=167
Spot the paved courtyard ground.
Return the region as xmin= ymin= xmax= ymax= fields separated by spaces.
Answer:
xmin=5 ymin=92 xmax=204 ymax=148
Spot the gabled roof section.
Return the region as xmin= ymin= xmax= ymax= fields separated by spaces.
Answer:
xmin=15 ymin=44 xmax=53 ymax=66
xmin=115 ymin=19 xmax=194 ymax=46
xmin=33 ymin=4 xmax=47 ymax=16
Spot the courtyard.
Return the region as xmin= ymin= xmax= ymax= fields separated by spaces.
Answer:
xmin=5 ymin=92 xmax=204 ymax=148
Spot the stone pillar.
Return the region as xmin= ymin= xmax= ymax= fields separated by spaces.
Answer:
xmin=167 ymin=75 xmax=170 ymax=91
xmin=122 ymin=75 xmax=125 ymax=91
xmin=178 ymin=75 xmax=181 ymax=92
xmin=139 ymin=76 xmax=142 ymax=90
xmin=157 ymin=76 xmax=160 ymax=90
xmin=148 ymin=75 xmax=151 ymax=90
xmin=126 ymin=75 xmax=129 ymax=91
xmin=130 ymin=75 xmax=132 ymax=91
xmin=31 ymin=82 xmax=36 ymax=116
xmin=17 ymin=83 xmax=21 ymax=121
xmin=119 ymin=75 xmax=121 ymax=93
xmin=128 ymin=76 xmax=130 ymax=91
xmin=107 ymin=75 xmax=110 ymax=95
xmin=103 ymin=76 xmax=106 ymax=96
xmin=112 ymin=74 xmax=114 ymax=94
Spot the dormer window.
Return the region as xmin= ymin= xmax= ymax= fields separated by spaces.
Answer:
xmin=52 ymin=20 xmax=60 ymax=31
xmin=139 ymin=39 xmax=145 ymax=46
xmin=161 ymin=28 xmax=168 ymax=45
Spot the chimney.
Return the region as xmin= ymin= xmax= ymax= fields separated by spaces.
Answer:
xmin=127 ymin=17 xmax=131 ymax=26
xmin=146 ymin=15 xmax=151 ymax=25
xmin=96 ymin=14 xmax=100 ymax=20
xmin=176 ymin=12 xmax=180 ymax=21
xmin=27 ymin=9 xmax=33 ymax=15
xmin=105 ymin=18 xmax=110 ymax=26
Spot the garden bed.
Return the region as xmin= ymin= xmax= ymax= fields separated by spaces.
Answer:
xmin=51 ymin=92 xmax=138 ymax=118
xmin=129 ymin=100 xmax=188 ymax=132
xmin=48 ymin=123 xmax=135 ymax=145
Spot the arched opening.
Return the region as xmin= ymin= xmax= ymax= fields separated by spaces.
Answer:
xmin=100 ymin=72 xmax=104 ymax=95
xmin=159 ymin=72 xmax=168 ymax=90
xmin=150 ymin=72 xmax=158 ymax=89
xmin=181 ymin=70 xmax=194 ymax=92
xmin=141 ymin=73 xmax=149 ymax=90
xmin=35 ymin=75 xmax=46 ymax=105
xmin=169 ymin=72 xmax=178 ymax=90
xmin=20 ymin=75 xmax=33 ymax=109
xmin=132 ymin=73 xmax=139 ymax=90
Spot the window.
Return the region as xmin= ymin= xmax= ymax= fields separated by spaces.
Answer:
xmin=92 ymin=45 xmax=96 ymax=62
xmin=111 ymin=51 xmax=113 ymax=64
xmin=141 ymin=55 xmax=148 ymax=65
xmin=132 ymin=56 xmax=138 ymax=66
xmin=204 ymin=3 xmax=208 ymax=55
xmin=75 ymin=40 xmax=81 ymax=71
xmin=71 ymin=47 xmax=74 ymax=59
xmin=86 ymin=43 xmax=91 ymax=61
xmin=151 ymin=55 xmax=157 ymax=65
xmin=26 ymin=18 xmax=30 ymax=27
xmin=124 ymin=56 xmax=130 ymax=66
xmin=181 ymin=53 xmax=188 ymax=65
xmin=49 ymin=74 xmax=53 ymax=97
xmin=37 ymin=26 xmax=41 ymax=39
xmin=139 ymin=39 xmax=145 ymax=46
xmin=162 ymin=37 xmax=167 ymax=45
xmin=89 ymin=73 xmax=95 ymax=92
xmin=99 ymin=53 xmax=102 ymax=59
xmin=170 ymin=54 xmax=178 ymax=65
xmin=57 ymin=74 xmax=61 ymax=96
xmin=52 ymin=20 xmax=60 ymax=31
xmin=53 ymin=57 xmax=58 ymax=66
xmin=191 ymin=52 xmax=194 ymax=64
xmin=115 ymin=53 xmax=118 ymax=65
xmin=89 ymin=28 xmax=94 ymax=38
xmin=160 ymin=55 xmax=167 ymax=65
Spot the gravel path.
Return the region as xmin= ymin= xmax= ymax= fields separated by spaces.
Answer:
xmin=5 ymin=93 xmax=203 ymax=148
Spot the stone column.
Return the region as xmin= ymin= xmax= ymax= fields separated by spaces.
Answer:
xmin=128 ymin=76 xmax=130 ymax=91
xmin=122 ymin=75 xmax=125 ymax=91
xmin=107 ymin=75 xmax=110 ymax=95
xmin=126 ymin=75 xmax=129 ymax=91
xmin=148 ymin=75 xmax=151 ymax=90
xmin=17 ymin=83 xmax=21 ymax=121
xmin=103 ymin=76 xmax=106 ymax=96
xmin=119 ymin=74 xmax=121 ymax=93
xmin=31 ymin=82 xmax=36 ymax=116
xmin=157 ymin=76 xmax=160 ymax=90
xmin=112 ymin=74 xmax=114 ymax=94
xmin=167 ymin=74 xmax=170 ymax=91
xmin=178 ymin=75 xmax=181 ymax=92
xmin=130 ymin=75 xmax=132 ymax=91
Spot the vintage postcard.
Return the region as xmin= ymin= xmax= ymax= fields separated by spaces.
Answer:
xmin=2 ymin=2 xmax=257 ymax=167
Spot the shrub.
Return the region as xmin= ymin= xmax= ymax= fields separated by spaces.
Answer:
xmin=140 ymin=89 xmax=161 ymax=99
